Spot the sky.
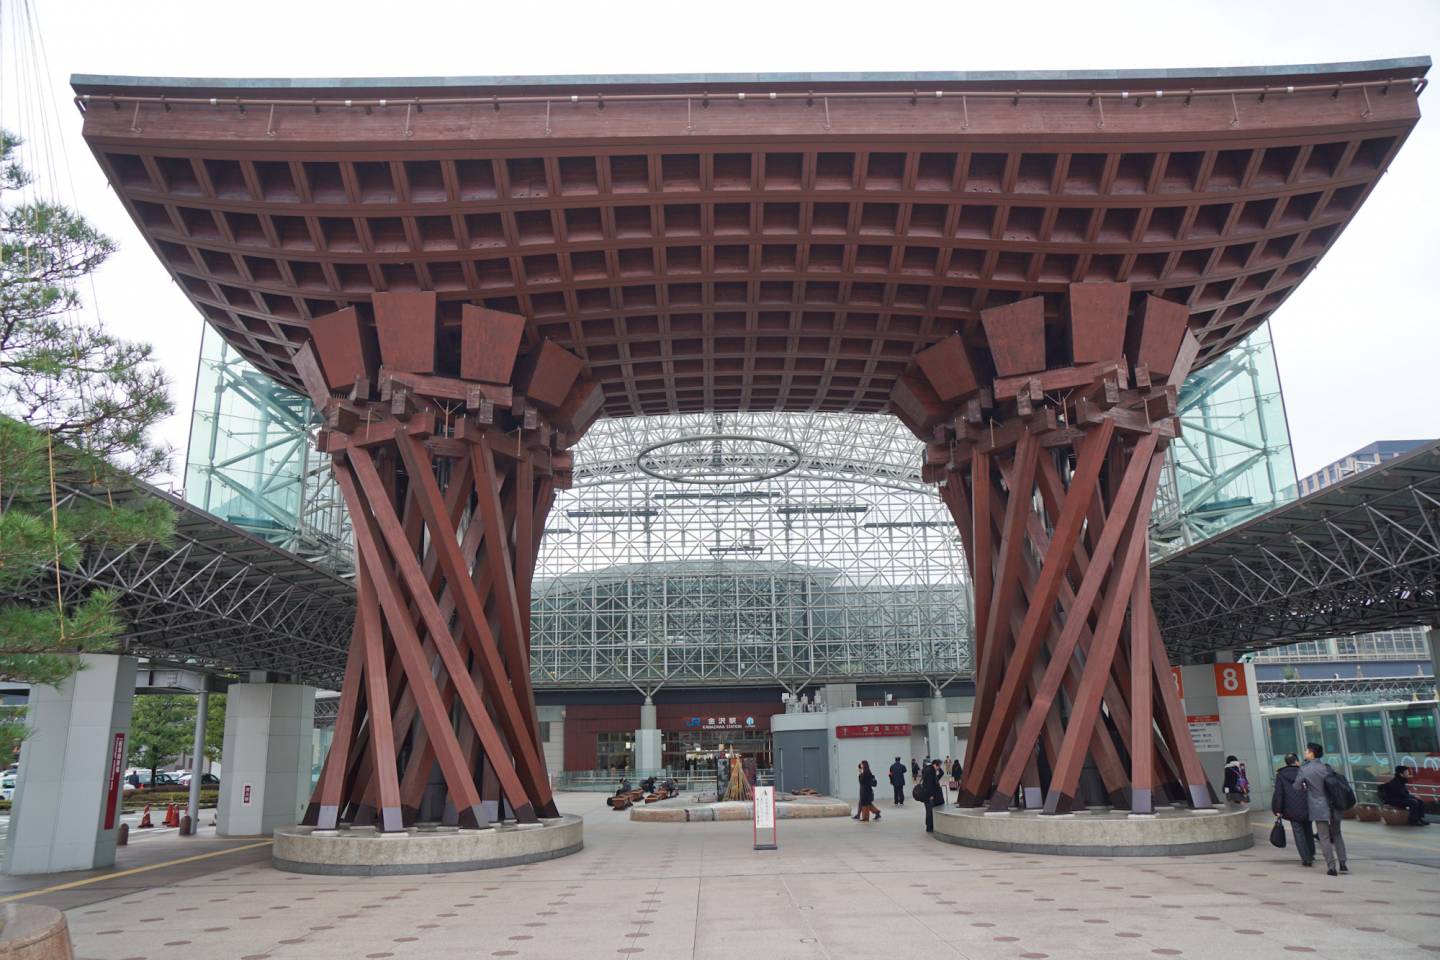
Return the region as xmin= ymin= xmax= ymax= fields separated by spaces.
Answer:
xmin=3 ymin=0 xmax=1438 ymax=488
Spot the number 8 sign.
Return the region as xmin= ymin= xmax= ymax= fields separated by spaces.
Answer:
xmin=1213 ymin=663 xmax=1248 ymax=696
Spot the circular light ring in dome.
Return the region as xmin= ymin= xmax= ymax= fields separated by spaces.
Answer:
xmin=635 ymin=434 xmax=802 ymax=485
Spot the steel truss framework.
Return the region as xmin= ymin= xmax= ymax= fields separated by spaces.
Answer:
xmin=21 ymin=476 xmax=355 ymax=685
xmin=531 ymin=412 xmax=970 ymax=690
xmin=1152 ymin=439 xmax=1440 ymax=658
xmin=1257 ymin=676 xmax=1439 ymax=703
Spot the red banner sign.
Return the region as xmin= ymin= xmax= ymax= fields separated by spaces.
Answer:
xmin=835 ymin=723 xmax=909 ymax=739
xmin=103 ymin=732 xmax=125 ymax=829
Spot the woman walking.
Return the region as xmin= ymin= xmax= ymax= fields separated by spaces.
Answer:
xmin=857 ymin=761 xmax=882 ymax=822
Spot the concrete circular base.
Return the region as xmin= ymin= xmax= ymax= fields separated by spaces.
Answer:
xmin=0 ymin=904 xmax=72 ymax=959
xmin=932 ymin=805 xmax=1253 ymax=857
xmin=272 ymin=815 xmax=583 ymax=876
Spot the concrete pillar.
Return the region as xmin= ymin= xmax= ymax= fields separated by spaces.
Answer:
xmin=216 ymin=683 xmax=314 ymax=836
xmin=185 ymin=688 xmax=209 ymax=835
xmin=1179 ymin=660 xmax=1269 ymax=802
xmin=4 ymin=655 xmax=138 ymax=875
xmin=926 ymin=692 xmax=953 ymax=763
xmin=820 ymin=683 xmax=857 ymax=710
xmin=633 ymin=696 xmax=662 ymax=773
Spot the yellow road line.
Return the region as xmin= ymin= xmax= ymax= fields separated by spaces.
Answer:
xmin=0 ymin=840 xmax=273 ymax=904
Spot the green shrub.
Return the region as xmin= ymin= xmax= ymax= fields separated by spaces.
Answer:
xmin=122 ymin=788 xmax=218 ymax=811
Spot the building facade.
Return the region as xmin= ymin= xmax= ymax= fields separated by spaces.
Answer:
xmin=1298 ymin=439 xmax=1432 ymax=496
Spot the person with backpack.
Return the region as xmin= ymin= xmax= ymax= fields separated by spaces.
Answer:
xmin=888 ymin=756 xmax=907 ymax=806
xmin=1271 ymin=753 xmax=1315 ymax=867
xmin=1223 ymin=755 xmax=1250 ymax=805
xmin=1299 ymin=742 xmax=1350 ymax=876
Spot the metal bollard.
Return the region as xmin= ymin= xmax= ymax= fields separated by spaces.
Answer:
xmin=117 ymin=822 xmax=129 ymax=846
xmin=180 ymin=815 xmax=192 ymax=836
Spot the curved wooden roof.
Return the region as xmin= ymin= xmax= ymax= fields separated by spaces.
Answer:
xmin=74 ymin=59 xmax=1427 ymax=417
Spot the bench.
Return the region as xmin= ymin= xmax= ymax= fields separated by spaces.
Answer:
xmin=1379 ymin=805 xmax=1412 ymax=826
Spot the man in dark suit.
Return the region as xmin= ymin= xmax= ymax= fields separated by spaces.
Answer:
xmin=922 ymin=758 xmax=945 ymax=832
xmin=888 ymin=757 xmax=906 ymax=805
xmin=1379 ymin=765 xmax=1430 ymax=825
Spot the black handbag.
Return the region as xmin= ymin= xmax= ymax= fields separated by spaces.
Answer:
xmin=1269 ymin=817 xmax=1287 ymax=849
xmin=912 ymin=782 xmax=925 ymax=802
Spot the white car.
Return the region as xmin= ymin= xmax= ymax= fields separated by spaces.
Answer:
xmin=178 ymin=772 xmax=219 ymax=788
xmin=0 ymin=772 xmax=17 ymax=801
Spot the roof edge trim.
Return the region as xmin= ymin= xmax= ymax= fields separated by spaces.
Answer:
xmin=71 ymin=57 xmax=1432 ymax=95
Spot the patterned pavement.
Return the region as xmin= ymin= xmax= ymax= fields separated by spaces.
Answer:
xmin=40 ymin=791 xmax=1440 ymax=960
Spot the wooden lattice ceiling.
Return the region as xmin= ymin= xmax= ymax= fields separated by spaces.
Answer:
xmin=73 ymin=60 xmax=1427 ymax=418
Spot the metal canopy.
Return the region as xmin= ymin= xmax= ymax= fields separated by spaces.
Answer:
xmin=1256 ymin=676 xmax=1437 ymax=703
xmin=35 ymin=476 xmax=355 ymax=687
xmin=20 ymin=434 xmax=1438 ymax=688
xmin=1152 ymin=439 xmax=1440 ymax=660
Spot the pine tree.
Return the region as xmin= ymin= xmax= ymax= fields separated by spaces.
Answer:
xmin=0 ymin=129 xmax=175 ymax=759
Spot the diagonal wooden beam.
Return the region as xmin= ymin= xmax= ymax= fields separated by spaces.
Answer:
xmin=342 ymin=448 xmax=505 ymax=826
xmin=354 ymin=559 xmax=404 ymax=831
xmin=305 ymin=611 xmax=364 ymax=827
xmin=965 ymin=421 xmax=1114 ymax=802
xmin=469 ymin=436 xmax=539 ymax=738
xmin=1016 ymin=502 xmax=1132 ymax=807
xmin=1129 ymin=558 xmax=1156 ymax=813
xmin=331 ymin=461 xmax=434 ymax=830
xmin=350 ymin=453 xmax=474 ymax=818
xmin=1042 ymin=450 xmax=1165 ymax=813
xmin=390 ymin=436 xmax=552 ymax=817
xmin=959 ymin=437 xmax=1038 ymax=805
xmin=1147 ymin=596 xmax=1213 ymax=807
xmin=985 ymin=474 xmax=1129 ymax=807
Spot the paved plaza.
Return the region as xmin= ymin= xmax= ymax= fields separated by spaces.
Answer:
xmin=2 ymin=791 xmax=1435 ymax=959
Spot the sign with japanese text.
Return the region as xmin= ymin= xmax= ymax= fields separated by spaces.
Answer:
xmin=242 ymin=783 xmax=254 ymax=806
xmin=1187 ymin=714 xmax=1222 ymax=751
xmin=103 ymin=732 xmax=126 ymax=830
xmin=1213 ymin=663 xmax=1248 ymax=697
xmin=835 ymin=723 xmax=909 ymax=739
xmin=754 ymin=786 xmax=775 ymax=829
xmin=686 ymin=715 xmax=756 ymax=730
xmin=753 ymin=785 xmax=777 ymax=851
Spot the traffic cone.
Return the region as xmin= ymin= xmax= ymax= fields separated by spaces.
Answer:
xmin=165 ymin=802 xmax=179 ymax=828
xmin=138 ymin=804 xmax=154 ymax=828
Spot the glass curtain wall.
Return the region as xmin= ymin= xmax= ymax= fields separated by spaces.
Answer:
xmin=1151 ymin=322 xmax=1298 ymax=557
xmin=1263 ymin=701 xmax=1440 ymax=805
xmin=184 ymin=325 xmax=352 ymax=575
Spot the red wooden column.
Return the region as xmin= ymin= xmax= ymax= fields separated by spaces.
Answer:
xmin=893 ymin=283 xmax=1215 ymax=814
xmin=294 ymin=295 xmax=599 ymax=829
